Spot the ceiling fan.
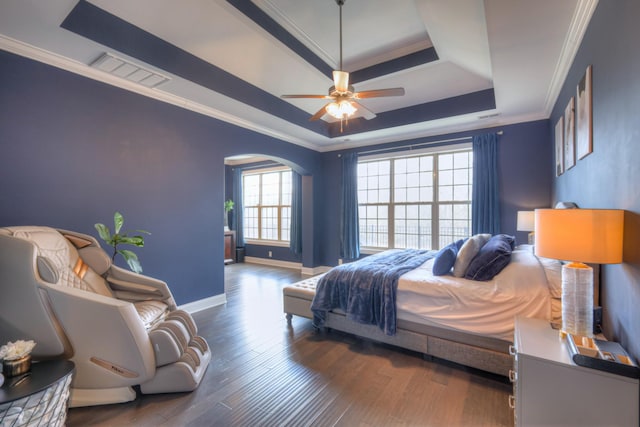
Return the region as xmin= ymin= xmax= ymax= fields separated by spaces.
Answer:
xmin=281 ymin=0 xmax=405 ymax=129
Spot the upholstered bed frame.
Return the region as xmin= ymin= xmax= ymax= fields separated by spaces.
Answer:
xmin=283 ymin=276 xmax=513 ymax=377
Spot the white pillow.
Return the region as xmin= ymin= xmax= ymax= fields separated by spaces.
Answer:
xmin=452 ymin=233 xmax=491 ymax=277
xmin=537 ymin=256 xmax=563 ymax=298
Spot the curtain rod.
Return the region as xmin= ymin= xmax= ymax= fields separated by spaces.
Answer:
xmin=342 ymin=130 xmax=503 ymax=157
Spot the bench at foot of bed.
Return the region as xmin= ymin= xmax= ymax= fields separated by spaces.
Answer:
xmin=282 ymin=275 xmax=512 ymax=377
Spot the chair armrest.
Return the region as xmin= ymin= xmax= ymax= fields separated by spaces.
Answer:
xmin=107 ymin=265 xmax=177 ymax=310
xmin=44 ymin=285 xmax=156 ymax=389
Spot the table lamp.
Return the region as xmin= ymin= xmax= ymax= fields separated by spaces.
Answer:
xmin=517 ymin=211 xmax=535 ymax=244
xmin=535 ymin=209 xmax=623 ymax=337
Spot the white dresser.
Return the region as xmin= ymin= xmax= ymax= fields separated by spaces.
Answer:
xmin=511 ymin=317 xmax=639 ymax=426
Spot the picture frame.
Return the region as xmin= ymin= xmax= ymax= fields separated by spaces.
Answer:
xmin=555 ymin=116 xmax=564 ymax=176
xmin=576 ymin=65 xmax=593 ymax=159
xmin=564 ymin=96 xmax=575 ymax=171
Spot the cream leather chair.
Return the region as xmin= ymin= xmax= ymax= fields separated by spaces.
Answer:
xmin=0 ymin=226 xmax=211 ymax=407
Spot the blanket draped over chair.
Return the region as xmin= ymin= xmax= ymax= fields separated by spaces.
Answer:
xmin=311 ymin=249 xmax=435 ymax=335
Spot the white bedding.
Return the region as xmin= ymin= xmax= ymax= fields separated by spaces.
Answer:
xmin=396 ymin=248 xmax=550 ymax=341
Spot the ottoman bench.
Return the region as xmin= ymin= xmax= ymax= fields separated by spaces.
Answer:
xmin=282 ymin=274 xmax=325 ymax=322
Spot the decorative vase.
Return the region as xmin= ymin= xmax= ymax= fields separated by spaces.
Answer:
xmin=2 ymin=354 xmax=32 ymax=377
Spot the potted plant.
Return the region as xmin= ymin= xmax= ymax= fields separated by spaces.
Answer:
xmin=0 ymin=339 xmax=36 ymax=377
xmin=224 ymin=199 xmax=234 ymax=231
xmin=95 ymin=212 xmax=150 ymax=274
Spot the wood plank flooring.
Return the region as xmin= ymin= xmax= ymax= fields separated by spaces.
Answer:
xmin=67 ymin=263 xmax=514 ymax=426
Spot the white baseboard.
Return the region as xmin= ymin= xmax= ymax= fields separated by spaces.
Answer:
xmin=244 ymin=257 xmax=332 ymax=275
xmin=245 ymin=256 xmax=301 ymax=270
xmin=179 ymin=293 xmax=227 ymax=314
xmin=301 ymin=265 xmax=332 ymax=275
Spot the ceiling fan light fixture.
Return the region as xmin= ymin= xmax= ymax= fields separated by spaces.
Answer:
xmin=326 ymin=99 xmax=356 ymax=119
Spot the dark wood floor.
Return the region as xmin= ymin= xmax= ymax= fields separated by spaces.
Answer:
xmin=67 ymin=263 xmax=514 ymax=426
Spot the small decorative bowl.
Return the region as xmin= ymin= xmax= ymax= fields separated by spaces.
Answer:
xmin=2 ymin=355 xmax=32 ymax=377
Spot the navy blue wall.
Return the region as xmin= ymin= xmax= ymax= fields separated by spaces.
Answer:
xmin=549 ymin=0 xmax=640 ymax=361
xmin=318 ymin=120 xmax=553 ymax=266
xmin=0 ymin=50 xmax=321 ymax=304
xmin=0 ymin=48 xmax=553 ymax=309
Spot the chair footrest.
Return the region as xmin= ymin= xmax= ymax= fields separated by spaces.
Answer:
xmin=139 ymin=337 xmax=211 ymax=394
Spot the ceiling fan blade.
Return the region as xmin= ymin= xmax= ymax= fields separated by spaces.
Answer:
xmin=333 ymin=70 xmax=350 ymax=93
xmin=352 ymin=101 xmax=377 ymax=120
xmin=354 ymin=87 xmax=405 ymax=99
xmin=281 ymin=94 xmax=332 ymax=99
xmin=310 ymin=103 xmax=331 ymax=121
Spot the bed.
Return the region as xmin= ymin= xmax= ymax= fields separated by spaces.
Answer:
xmin=283 ymin=237 xmax=562 ymax=377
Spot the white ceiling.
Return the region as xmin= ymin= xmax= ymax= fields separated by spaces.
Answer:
xmin=0 ymin=0 xmax=597 ymax=152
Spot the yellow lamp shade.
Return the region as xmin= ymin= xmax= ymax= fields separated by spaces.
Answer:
xmin=534 ymin=209 xmax=623 ymax=264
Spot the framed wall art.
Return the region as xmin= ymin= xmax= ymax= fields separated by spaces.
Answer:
xmin=564 ymin=96 xmax=575 ymax=171
xmin=555 ymin=116 xmax=564 ymax=176
xmin=576 ymin=65 xmax=593 ymax=159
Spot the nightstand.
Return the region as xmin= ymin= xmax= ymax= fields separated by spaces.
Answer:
xmin=224 ymin=230 xmax=236 ymax=264
xmin=510 ymin=317 xmax=639 ymax=426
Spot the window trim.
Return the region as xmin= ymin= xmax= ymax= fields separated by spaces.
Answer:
xmin=242 ymin=166 xmax=292 ymax=244
xmin=358 ymin=144 xmax=473 ymax=251
xmin=244 ymin=239 xmax=290 ymax=248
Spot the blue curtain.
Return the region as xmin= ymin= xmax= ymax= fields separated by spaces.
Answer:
xmin=289 ymin=171 xmax=303 ymax=255
xmin=232 ymin=167 xmax=244 ymax=246
xmin=340 ymin=153 xmax=360 ymax=260
xmin=472 ymin=133 xmax=500 ymax=235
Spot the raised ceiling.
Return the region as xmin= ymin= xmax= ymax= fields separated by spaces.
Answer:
xmin=0 ymin=0 xmax=597 ymax=151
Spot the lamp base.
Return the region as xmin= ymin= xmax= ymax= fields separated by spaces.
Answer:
xmin=527 ymin=232 xmax=535 ymax=245
xmin=561 ymin=262 xmax=594 ymax=338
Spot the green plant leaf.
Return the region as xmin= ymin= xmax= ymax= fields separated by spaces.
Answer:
xmin=95 ymin=212 xmax=149 ymax=273
xmin=114 ymin=212 xmax=124 ymax=234
xmin=119 ymin=235 xmax=145 ymax=247
xmin=94 ymin=223 xmax=111 ymax=242
xmin=119 ymin=249 xmax=142 ymax=273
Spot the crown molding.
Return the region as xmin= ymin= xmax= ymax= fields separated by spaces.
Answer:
xmin=544 ymin=0 xmax=599 ymax=115
xmin=0 ymin=34 xmax=321 ymax=152
xmin=255 ymin=0 xmax=336 ymax=67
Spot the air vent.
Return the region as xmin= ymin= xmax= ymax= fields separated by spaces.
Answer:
xmin=90 ymin=53 xmax=170 ymax=88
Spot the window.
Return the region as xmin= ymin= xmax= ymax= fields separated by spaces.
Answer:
xmin=243 ymin=168 xmax=292 ymax=242
xmin=358 ymin=147 xmax=472 ymax=250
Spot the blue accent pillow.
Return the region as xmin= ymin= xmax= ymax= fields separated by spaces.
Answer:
xmin=464 ymin=234 xmax=515 ymax=281
xmin=432 ymin=239 xmax=464 ymax=276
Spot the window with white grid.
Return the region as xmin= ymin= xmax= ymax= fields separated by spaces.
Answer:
xmin=242 ymin=168 xmax=292 ymax=242
xmin=357 ymin=147 xmax=472 ymax=250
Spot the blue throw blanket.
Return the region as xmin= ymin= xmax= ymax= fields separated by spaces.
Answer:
xmin=311 ymin=249 xmax=435 ymax=336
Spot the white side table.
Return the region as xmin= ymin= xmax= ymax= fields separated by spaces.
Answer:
xmin=511 ymin=317 xmax=639 ymax=426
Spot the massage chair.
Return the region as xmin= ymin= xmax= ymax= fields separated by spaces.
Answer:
xmin=0 ymin=226 xmax=211 ymax=407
